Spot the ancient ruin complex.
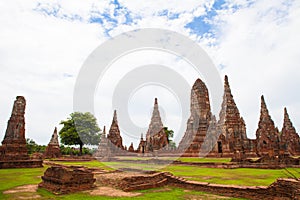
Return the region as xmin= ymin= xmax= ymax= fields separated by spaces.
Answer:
xmin=44 ymin=127 xmax=61 ymax=159
xmin=0 ymin=96 xmax=42 ymax=168
xmin=95 ymin=75 xmax=299 ymax=158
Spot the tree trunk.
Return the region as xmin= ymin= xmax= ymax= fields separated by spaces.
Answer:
xmin=79 ymin=143 xmax=83 ymax=156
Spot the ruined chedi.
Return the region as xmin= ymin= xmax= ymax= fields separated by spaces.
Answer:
xmin=255 ymin=95 xmax=280 ymax=157
xmin=145 ymin=98 xmax=168 ymax=152
xmin=210 ymin=75 xmax=251 ymax=158
xmin=0 ymin=96 xmax=42 ymax=168
xmin=128 ymin=142 xmax=134 ymax=152
xmin=107 ymin=110 xmax=124 ymax=149
xmin=94 ymin=126 xmax=112 ymax=159
xmin=44 ymin=127 xmax=61 ymax=159
xmin=178 ymin=78 xmax=212 ymax=157
xmin=280 ymin=108 xmax=300 ymax=155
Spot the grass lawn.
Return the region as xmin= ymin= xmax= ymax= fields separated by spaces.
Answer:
xmin=52 ymin=160 xmax=114 ymax=171
xmin=162 ymin=165 xmax=300 ymax=186
xmin=0 ymin=167 xmax=47 ymax=191
xmin=115 ymin=156 xmax=232 ymax=163
xmin=177 ymin=157 xmax=231 ymax=163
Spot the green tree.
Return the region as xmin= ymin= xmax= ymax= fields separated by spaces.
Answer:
xmin=26 ymin=138 xmax=46 ymax=154
xmin=163 ymin=127 xmax=176 ymax=148
xmin=59 ymin=112 xmax=101 ymax=155
xmin=163 ymin=127 xmax=174 ymax=142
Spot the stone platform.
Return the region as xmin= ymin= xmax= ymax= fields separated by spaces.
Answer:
xmin=0 ymin=159 xmax=43 ymax=169
xmin=39 ymin=165 xmax=96 ymax=194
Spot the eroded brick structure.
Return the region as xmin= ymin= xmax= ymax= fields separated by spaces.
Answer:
xmin=0 ymin=96 xmax=42 ymax=168
xmin=208 ymin=76 xmax=255 ymax=159
xmin=128 ymin=142 xmax=134 ymax=152
xmin=255 ymin=95 xmax=280 ymax=157
xmin=145 ymin=98 xmax=168 ymax=152
xmin=178 ymin=79 xmax=212 ymax=157
xmin=39 ymin=165 xmax=95 ymax=194
xmin=94 ymin=126 xmax=111 ymax=159
xmin=137 ymin=134 xmax=146 ymax=154
xmin=280 ymin=108 xmax=300 ymax=155
xmin=107 ymin=110 xmax=124 ymax=150
xmin=44 ymin=127 xmax=61 ymax=159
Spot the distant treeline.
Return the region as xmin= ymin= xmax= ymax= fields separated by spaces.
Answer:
xmin=26 ymin=138 xmax=94 ymax=156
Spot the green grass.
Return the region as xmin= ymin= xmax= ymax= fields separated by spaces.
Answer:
xmin=52 ymin=160 xmax=114 ymax=171
xmin=115 ymin=156 xmax=232 ymax=163
xmin=101 ymin=161 xmax=165 ymax=171
xmin=0 ymin=167 xmax=47 ymax=191
xmin=177 ymin=157 xmax=231 ymax=163
xmin=162 ymin=165 xmax=300 ymax=186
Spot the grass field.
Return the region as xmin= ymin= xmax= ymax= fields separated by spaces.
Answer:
xmin=162 ymin=165 xmax=300 ymax=186
xmin=115 ymin=157 xmax=232 ymax=163
xmin=52 ymin=160 xmax=114 ymax=170
xmin=177 ymin=157 xmax=231 ymax=163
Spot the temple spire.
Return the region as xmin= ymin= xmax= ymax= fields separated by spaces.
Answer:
xmin=103 ymin=126 xmax=106 ymax=136
xmin=256 ymin=95 xmax=279 ymax=156
xmin=3 ymin=96 xmax=26 ymax=144
xmin=113 ymin=110 xmax=118 ymax=124
xmin=146 ymin=98 xmax=164 ymax=137
xmin=49 ymin=127 xmax=59 ymax=145
xmin=107 ymin=110 xmax=123 ymax=149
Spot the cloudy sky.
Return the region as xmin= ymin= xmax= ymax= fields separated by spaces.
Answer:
xmin=0 ymin=0 xmax=299 ymax=148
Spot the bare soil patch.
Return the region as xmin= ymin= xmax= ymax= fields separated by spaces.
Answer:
xmin=3 ymin=185 xmax=38 ymax=194
xmin=90 ymin=186 xmax=141 ymax=197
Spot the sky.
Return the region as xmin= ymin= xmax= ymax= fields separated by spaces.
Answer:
xmin=0 ymin=0 xmax=299 ymax=148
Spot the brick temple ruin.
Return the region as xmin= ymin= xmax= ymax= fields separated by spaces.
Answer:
xmin=178 ymin=75 xmax=300 ymax=158
xmin=0 ymin=96 xmax=43 ymax=168
xmin=39 ymin=165 xmax=96 ymax=194
xmin=95 ymin=75 xmax=300 ymax=159
xmin=95 ymin=98 xmax=169 ymax=157
xmin=43 ymin=127 xmax=61 ymax=159
xmin=138 ymin=98 xmax=169 ymax=153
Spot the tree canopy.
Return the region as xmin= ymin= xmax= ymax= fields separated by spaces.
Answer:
xmin=164 ymin=126 xmax=176 ymax=148
xmin=59 ymin=112 xmax=101 ymax=155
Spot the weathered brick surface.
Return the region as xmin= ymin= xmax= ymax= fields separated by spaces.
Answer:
xmin=0 ymin=96 xmax=42 ymax=168
xmin=44 ymin=127 xmax=61 ymax=159
xmin=256 ymin=95 xmax=280 ymax=157
xmin=281 ymin=108 xmax=300 ymax=155
xmin=145 ymin=98 xmax=168 ymax=152
xmin=211 ymin=76 xmax=250 ymax=159
xmin=107 ymin=110 xmax=124 ymax=150
xmin=178 ymin=78 xmax=212 ymax=157
xmin=38 ymin=165 xmax=96 ymax=194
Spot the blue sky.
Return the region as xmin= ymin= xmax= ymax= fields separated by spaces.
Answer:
xmin=0 ymin=0 xmax=299 ymax=147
